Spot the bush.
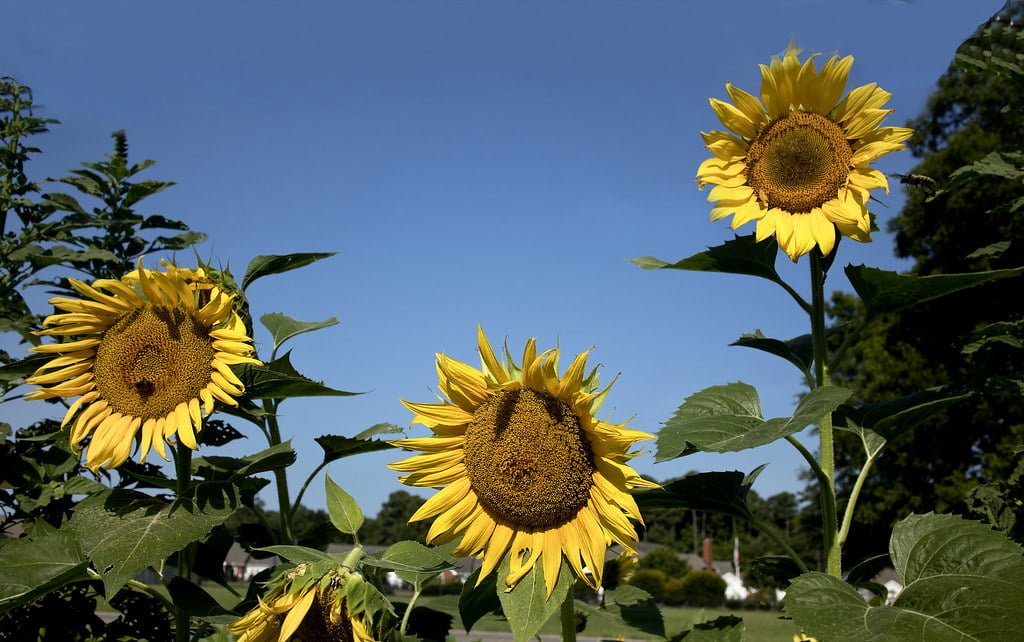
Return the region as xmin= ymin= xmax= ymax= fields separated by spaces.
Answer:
xmin=661 ymin=578 xmax=686 ymax=606
xmin=637 ymin=546 xmax=691 ymax=579
xmin=678 ymin=570 xmax=726 ymax=607
xmin=627 ymin=568 xmax=667 ymax=600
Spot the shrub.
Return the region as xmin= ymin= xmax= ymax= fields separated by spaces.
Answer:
xmin=627 ymin=568 xmax=667 ymax=600
xmin=637 ymin=546 xmax=691 ymax=579
xmin=678 ymin=570 xmax=726 ymax=607
xmin=661 ymin=578 xmax=686 ymax=606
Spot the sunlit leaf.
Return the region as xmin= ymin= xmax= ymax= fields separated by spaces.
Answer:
xmin=632 ymin=234 xmax=784 ymax=286
xmin=325 ymin=475 xmax=363 ymax=536
xmin=787 ymin=513 xmax=1024 ymax=641
xmin=656 ymin=382 xmax=851 ymax=460
xmin=242 ymin=252 xmax=335 ymax=290
xmin=575 ymin=586 xmax=666 ymax=639
xmin=497 ymin=554 xmax=575 ymax=642
xmin=0 ymin=529 xmax=88 ymax=613
xmin=260 ymin=313 xmax=339 ymax=353
xmin=69 ymin=483 xmax=239 ymax=594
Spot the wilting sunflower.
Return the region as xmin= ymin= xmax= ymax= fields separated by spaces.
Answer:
xmin=25 ymin=260 xmax=260 ymax=471
xmin=229 ymin=564 xmax=374 ymax=642
xmin=696 ymin=44 xmax=914 ymax=261
xmin=390 ymin=327 xmax=656 ymax=597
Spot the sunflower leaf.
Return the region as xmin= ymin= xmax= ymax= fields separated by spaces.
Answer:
xmin=459 ymin=568 xmax=501 ymax=633
xmin=242 ymin=252 xmax=335 ymax=290
xmin=731 ymin=330 xmax=813 ymax=375
xmin=68 ymin=483 xmax=239 ymax=595
xmin=845 ymin=264 xmax=1024 ymax=324
xmin=315 ymin=429 xmax=398 ymax=466
xmin=631 ymin=234 xmax=784 ymax=286
xmin=260 ymin=312 xmax=339 ymax=353
xmin=497 ymin=554 xmax=575 ymax=642
xmin=634 ymin=467 xmax=763 ymax=522
xmin=325 ymin=475 xmax=364 ymax=536
xmin=574 ymin=586 xmax=666 ymax=638
xmin=656 ymin=382 xmax=851 ymax=460
xmin=239 ymin=351 xmax=362 ymax=399
xmin=833 ymin=387 xmax=972 ymax=442
xmin=786 ymin=513 xmax=1024 ymax=641
xmin=0 ymin=529 xmax=89 ymax=613
xmin=372 ymin=541 xmax=454 ymax=591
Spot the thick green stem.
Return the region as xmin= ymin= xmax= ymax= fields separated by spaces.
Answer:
xmin=559 ymin=588 xmax=578 ymax=642
xmin=810 ymin=252 xmax=841 ymax=577
xmin=263 ymin=400 xmax=294 ymax=544
xmin=173 ymin=441 xmax=193 ymax=642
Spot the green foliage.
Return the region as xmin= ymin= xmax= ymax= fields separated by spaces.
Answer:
xmin=677 ymin=571 xmax=726 ymax=608
xmin=638 ymin=546 xmax=691 ymax=579
xmin=575 ymin=586 xmax=665 ymax=639
xmin=496 ymin=552 xmax=575 ymax=642
xmin=628 ymin=569 xmax=667 ymax=601
xmin=787 ymin=513 xmax=1024 ymax=641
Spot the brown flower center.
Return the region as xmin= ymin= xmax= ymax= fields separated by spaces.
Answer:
xmin=93 ymin=304 xmax=215 ymax=419
xmin=463 ymin=388 xmax=595 ymax=529
xmin=746 ymin=112 xmax=852 ymax=214
xmin=294 ymin=592 xmax=356 ymax=642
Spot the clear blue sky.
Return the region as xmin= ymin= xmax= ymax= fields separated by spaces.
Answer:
xmin=3 ymin=1 xmax=999 ymax=516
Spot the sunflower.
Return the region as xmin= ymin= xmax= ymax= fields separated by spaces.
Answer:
xmin=390 ymin=327 xmax=656 ymax=597
xmin=696 ymin=44 xmax=914 ymax=261
xmin=24 ymin=260 xmax=260 ymax=471
xmin=229 ymin=565 xmax=374 ymax=642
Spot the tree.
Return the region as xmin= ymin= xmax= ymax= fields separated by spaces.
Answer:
xmin=360 ymin=490 xmax=430 ymax=545
xmin=828 ymin=14 xmax=1024 ymax=563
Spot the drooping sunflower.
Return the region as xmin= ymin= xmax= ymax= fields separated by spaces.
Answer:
xmin=229 ymin=564 xmax=374 ymax=642
xmin=390 ymin=327 xmax=657 ymax=597
xmin=696 ymin=44 xmax=914 ymax=261
xmin=25 ymin=260 xmax=260 ymax=471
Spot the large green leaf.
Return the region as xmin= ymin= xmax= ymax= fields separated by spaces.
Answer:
xmin=239 ymin=351 xmax=361 ymax=399
xmin=497 ymin=554 xmax=575 ymax=642
xmin=787 ymin=513 xmax=1024 ymax=641
xmin=260 ymin=312 xmax=339 ymax=353
xmin=0 ymin=529 xmax=88 ymax=613
xmin=575 ymin=586 xmax=666 ymax=639
xmin=656 ymin=382 xmax=851 ymax=460
xmin=632 ymin=234 xmax=785 ymax=286
xmin=371 ymin=541 xmax=454 ymax=591
xmin=459 ymin=568 xmax=501 ymax=633
xmin=193 ymin=441 xmax=296 ymax=480
xmin=325 ymin=475 xmax=363 ymax=536
xmin=845 ymin=264 xmax=1024 ymax=324
xmin=834 ymin=387 xmax=972 ymax=442
xmin=635 ymin=467 xmax=764 ymax=522
xmin=69 ymin=483 xmax=239 ymax=594
xmin=242 ymin=252 xmax=335 ymax=290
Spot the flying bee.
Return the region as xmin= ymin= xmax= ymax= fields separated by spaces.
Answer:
xmin=889 ymin=173 xmax=937 ymax=194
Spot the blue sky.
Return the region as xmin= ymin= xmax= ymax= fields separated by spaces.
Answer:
xmin=3 ymin=1 xmax=999 ymax=516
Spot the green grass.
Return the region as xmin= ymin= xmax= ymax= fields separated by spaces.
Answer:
xmin=410 ymin=594 xmax=799 ymax=641
xmin=196 ymin=584 xmax=800 ymax=641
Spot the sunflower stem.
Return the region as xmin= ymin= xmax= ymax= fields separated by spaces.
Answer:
xmin=263 ymin=399 xmax=295 ymax=544
xmin=291 ymin=460 xmax=329 ymax=523
xmin=809 ymin=252 xmax=840 ymax=578
xmin=399 ymin=587 xmax=422 ymax=640
xmin=838 ymin=451 xmax=878 ymax=548
xmin=559 ymin=589 xmax=577 ymax=642
xmin=173 ymin=441 xmax=194 ymax=642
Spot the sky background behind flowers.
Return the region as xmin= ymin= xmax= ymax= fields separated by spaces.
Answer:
xmin=3 ymin=0 xmax=1000 ymax=515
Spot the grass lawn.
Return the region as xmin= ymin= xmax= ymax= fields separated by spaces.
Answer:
xmin=197 ymin=584 xmax=800 ymax=641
